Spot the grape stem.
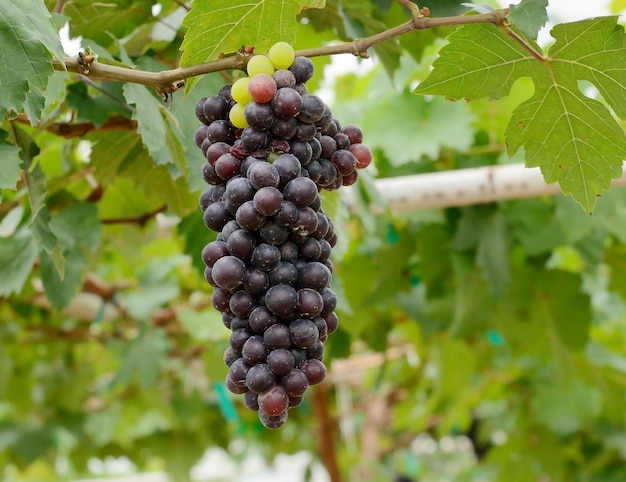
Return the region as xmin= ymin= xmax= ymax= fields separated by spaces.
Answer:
xmin=51 ymin=8 xmax=511 ymax=94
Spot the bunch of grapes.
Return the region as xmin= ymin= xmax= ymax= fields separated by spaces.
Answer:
xmin=194 ymin=42 xmax=372 ymax=429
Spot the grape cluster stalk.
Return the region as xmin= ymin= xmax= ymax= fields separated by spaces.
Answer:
xmin=194 ymin=42 xmax=372 ymax=429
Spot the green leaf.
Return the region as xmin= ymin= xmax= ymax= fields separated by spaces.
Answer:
xmin=416 ymin=19 xmax=626 ymax=212
xmin=0 ymin=231 xmax=37 ymax=297
xmin=40 ymin=246 xmax=86 ymax=311
xmin=17 ymin=127 xmax=65 ymax=277
xmin=508 ymin=0 xmax=549 ymax=41
xmin=361 ymin=92 xmax=474 ymax=165
xmin=180 ymin=0 xmax=326 ymax=91
xmin=532 ymin=380 xmax=603 ymax=435
xmin=63 ymin=0 xmax=153 ymax=47
xmin=476 ymin=214 xmax=511 ymax=297
xmin=123 ymin=83 xmax=187 ymax=176
xmin=0 ymin=132 xmax=21 ymax=189
xmin=115 ymin=328 xmax=170 ymax=389
xmin=0 ymin=0 xmax=65 ymax=122
xmin=414 ymin=23 xmax=540 ymax=101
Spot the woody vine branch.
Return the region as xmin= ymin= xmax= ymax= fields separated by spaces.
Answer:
xmin=51 ymin=9 xmax=512 ymax=95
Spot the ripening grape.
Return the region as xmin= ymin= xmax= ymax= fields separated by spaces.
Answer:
xmin=194 ymin=40 xmax=371 ymax=429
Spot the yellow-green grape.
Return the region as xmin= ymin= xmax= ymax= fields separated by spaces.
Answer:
xmin=268 ymin=42 xmax=295 ymax=70
xmin=231 ymin=77 xmax=253 ymax=105
xmin=229 ymin=102 xmax=248 ymax=128
xmin=247 ymin=55 xmax=275 ymax=77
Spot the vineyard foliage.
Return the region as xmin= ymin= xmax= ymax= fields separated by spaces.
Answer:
xmin=1 ymin=0 xmax=626 ymax=480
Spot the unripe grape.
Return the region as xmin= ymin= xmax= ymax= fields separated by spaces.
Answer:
xmin=232 ymin=77 xmax=253 ymax=105
xmin=268 ymin=41 xmax=295 ymax=70
xmin=229 ymin=102 xmax=248 ymax=128
xmin=247 ymin=55 xmax=275 ymax=76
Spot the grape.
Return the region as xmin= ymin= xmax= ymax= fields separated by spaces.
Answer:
xmin=268 ymin=261 xmax=299 ymax=287
xmin=258 ymin=384 xmax=289 ymax=415
xmin=212 ymin=256 xmax=246 ymax=292
xmin=296 ymin=288 xmax=324 ymax=317
xmin=229 ymin=102 xmax=248 ymax=128
xmin=244 ymin=101 xmax=276 ymax=130
xmin=228 ymin=358 xmax=250 ymax=387
xmin=349 ymin=143 xmax=373 ymax=169
xmin=201 ymin=240 xmax=229 ymax=268
xmin=334 ymin=132 xmax=350 ymax=150
xmin=202 ymin=95 xmax=230 ymax=123
xmin=267 ymin=348 xmax=295 ymax=376
xmin=201 ymin=162 xmax=222 ymax=185
xmin=195 ymin=97 xmax=209 ymax=125
xmin=263 ymin=323 xmax=292 ymax=349
xmin=298 ymin=95 xmax=326 ymax=123
xmin=195 ymin=41 xmax=371 ymax=429
xmin=206 ymin=141 xmax=231 ymax=165
xmin=289 ymin=56 xmax=315 ymax=84
xmin=283 ymin=177 xmax=318 ymax=207
xmin=249 ymin=306 xmax=277 ymax=334
xmin=230 ymin=328 xmax=253 ymax=352
xmin=241 ymin=127 xmax=270 ymax=152
xmin=246 ymin=363 xmax=276 ymax=393
xmin=258 ymin=409 xmax=288 ymax=429
xmin=253 ymin=186 xmax=283 ymax=216
xmin=207 ymin=119 xmax=235 ymax=144
xmin=342 ymin=125 xmax=363 ymax=144
xmin=259 ymin=221 xmax=290 ymax=245
xmin=248 ymin=161 xmax=280 ymax=189
xmin=231 ymin=77 xmax=253 ymax=105
xmin=274 ymin=201 xmax=299 ymax=227
xmin=243 ymin=268 xmax=270 ymax=296
xmin=223 ymin=346 xmax=239 ymax=367
xmin=195 ymin=125 xmax=209 ymax=147
xmin=244 ymin=391 xmax=260 ymax=411
xmin=289 ymin=318 xmax=319 ymax=348
xmin=203 ymin=201 xmax=231 ymax=231
xmin=226 ymin=376 xmax=248 ymax=395
xmin=298 ymin=262 xmax=331 ymax=291
xmin=229 ymin=289 xmax=257 ymax=317
xmin=251 ymin=243 xmax=281 ymax=271
xmin=280 ymin=369 xmax=309 ymax=397
xmin=230 ymin=316 xmax=250 ymax=330
xmin=241 ymin=335 xmax=269 ymax=365
xmin=247 ymin=55 xmax=275 ymax=76
xmin=235 ymin=201 xmax=266 ymax=230
xmin=268 ymin=41 xmax=295 ymax=70
xmin=271 ymin=88 xmax=302 ymax=119
xmin=265 ymin=284 xmax=298 ymax=317
xmin=215 ymin=153 xmax=242 ymax=180
xmin=248 ymin=74 xmax=277 ymax=104
xmin=273 ymin=69 xmax=296 ymax=89
xmin=331 ymin=149 xmax=357 ymax=176
xmin=301 ymin=358 xmax=326 ymax=385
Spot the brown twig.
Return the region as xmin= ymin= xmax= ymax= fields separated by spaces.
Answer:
xmin=171 ymin=0 xmax=191 ymax=12
xmin=101 ymin=204 xmax=167 ymax=226
xmin=14 ymin=113 xmax=137 ymax=138
xmin=52 ymin=9 xmax=510 ymax=93
xmin=312 ymin=385 xmax=341 ymax=482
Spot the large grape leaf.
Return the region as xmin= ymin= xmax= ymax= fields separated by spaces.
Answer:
xmin=180 ymin=0 xmax=325 ymax=90
xmin=0 ymin=0 xmax=65 ymax=122
xmin=415 ymin=18 xmax=626 ymax=212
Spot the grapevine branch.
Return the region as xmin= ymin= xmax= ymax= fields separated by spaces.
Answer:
xmin=51 ymin=9 xmax=510 ymax=94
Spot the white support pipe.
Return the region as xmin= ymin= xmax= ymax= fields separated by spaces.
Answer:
xmin=353 ymin=162 xmax=626 ymax=211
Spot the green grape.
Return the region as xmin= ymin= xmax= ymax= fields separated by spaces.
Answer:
xmin=268 ymin=42 xmax=295 ymax=70
xmin=247 ymin=55 xmax=275 ymax=76
xmin=232 ymin=77 xmax=252 ymax=105
xmin=229 ymin=102 xmax=248 ymax=128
